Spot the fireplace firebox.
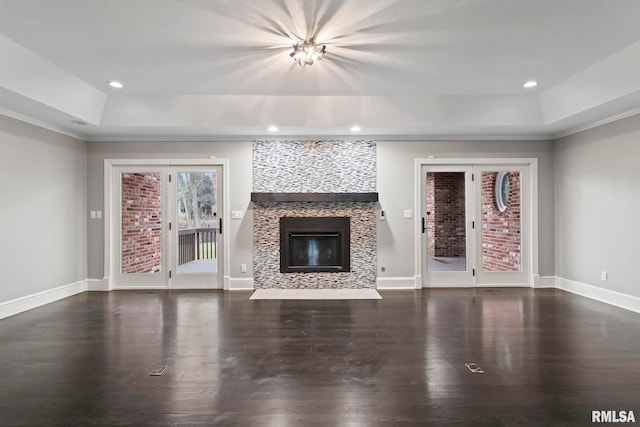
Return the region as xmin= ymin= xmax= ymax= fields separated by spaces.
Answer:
xmin=280 ymin=217 xmax=350 ymax=273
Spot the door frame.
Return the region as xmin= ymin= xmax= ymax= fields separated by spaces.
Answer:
xmin=104 ymin=158 xmax=230 ymax=290
xmin=414 ymin=158 xmax=539 ymax=289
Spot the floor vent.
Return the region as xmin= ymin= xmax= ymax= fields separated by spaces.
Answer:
xmin=465 ymin=363 xmax=484 ymax=374
xmin=150 ymin=365 xmax=168 ymax=376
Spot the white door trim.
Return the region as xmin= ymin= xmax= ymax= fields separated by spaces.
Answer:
xmin=414 ymin=157 xmax=539 ymax=288
xmin=104 ymin=158 xmax=231 ymax=290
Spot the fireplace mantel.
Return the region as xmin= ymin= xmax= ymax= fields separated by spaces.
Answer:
xmin=251 ymin=192 xmax=378 ymax=203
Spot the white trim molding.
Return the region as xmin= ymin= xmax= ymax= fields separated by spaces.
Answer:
xmin=0 ymin=280 xmax=88 ymax=320
xmin=228 ymin=277 xmax=254 ymax=291
xmin=556 ymin=277 xmax=640 ymax=313
xmin=86 ymin=279 xmax=108 ymax=291
xmin=533 ymin=275 xmax=557 ymax=288
xmin=377 ymin=276 xmax=420 ymax=290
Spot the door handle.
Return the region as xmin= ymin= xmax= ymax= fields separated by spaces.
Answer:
xmin=219 ymin=217 xmax=223 ymax=235
xmin=421 ymin=217 xmax=426 ymax=233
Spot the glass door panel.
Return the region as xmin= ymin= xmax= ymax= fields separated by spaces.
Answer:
xmin=427 ymin=171 xmax=467 ymax=272
xmin=475 ymin=166 xmax=529 ymax=286
xmin=481 ymin=171 xmax=521 ymax=272
xmin=121 ymin=172 xmax=162 ymax=274
xmin=422 ymin=165 xmax=474 ymax=286
xmin=170 ymin=167 xmax=222 ymax=289
xmin=114 ymin=168 xmax=168 ymax=288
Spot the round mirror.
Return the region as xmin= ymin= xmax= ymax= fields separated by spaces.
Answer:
xmin=495 ymin=171 xmax=510 ymax=212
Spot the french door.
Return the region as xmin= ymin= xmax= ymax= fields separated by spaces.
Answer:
xmin=112 ymin=165 xmax=223 ymax=289
xmin=421 ymin=163 xmax=530 ymax=287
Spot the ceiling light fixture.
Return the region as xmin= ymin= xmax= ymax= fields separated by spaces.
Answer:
xmin=523 ymin=80 xmax=538 ymax=89
xmin=350 ymin=126 xmax=361 ymax=132
xmin=108 ymin=80 xmax=124 ymax=89
xmin=290 ymin=38 xmax=326 ymax=66
xmin=268 ymin=125 xmax=279 ymax=132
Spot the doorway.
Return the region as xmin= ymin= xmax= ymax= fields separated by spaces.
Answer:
xmin=107 ymin=161 xmax=225 ymax=289
xmin=419 ymin=160 xmax=535 ymax=287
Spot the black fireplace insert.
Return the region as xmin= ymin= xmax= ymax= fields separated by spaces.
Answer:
xmin=280 ymin=217 xmax=350 ymax=273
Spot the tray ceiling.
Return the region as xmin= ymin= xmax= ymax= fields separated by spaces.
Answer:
xmin=2 ymin=0 xmax=640 ymax=140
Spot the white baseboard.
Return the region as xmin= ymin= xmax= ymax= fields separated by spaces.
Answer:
xmin=377 ymin=276 xmax=419 ymax=290
xmin=0 ymin=280 xmax=88 ymax=320
xmin=556 ymin=276 xmax=640 ymax=313
xmin=533 ymin=275 xmax=557 ymax=288
xmin=3 ymin=276 xmax=638 ymax=320
xmin=86 ymin=279 xmax=107 ymax=291
xmin=228 ymin=277 xmax=254 ymax=291
xmin=102 ymin=276 xmax=113 ymax=291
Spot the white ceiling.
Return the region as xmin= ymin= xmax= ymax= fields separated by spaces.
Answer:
xmin=2 ymin=0 xmax=640 ymax=141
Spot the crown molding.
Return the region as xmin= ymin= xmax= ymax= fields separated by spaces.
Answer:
xmin=85 ymin=133 xmax=553 ymax=143
xmin=7 ymin=108 xmax=640 ymax=143
xmin=0 ymin=109 xmax=86 ymax=141
xmin=550 ymin=108 xmax=640 ymax=140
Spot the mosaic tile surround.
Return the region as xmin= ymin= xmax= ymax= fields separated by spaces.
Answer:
xmin=253 ymin=202 xmax=376 ymax=289
xmin=252 ymin=141 xmax=377 ymax=289
xmin=253 ymin=140 xmax=376 ymax=192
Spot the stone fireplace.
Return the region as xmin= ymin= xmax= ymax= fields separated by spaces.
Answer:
xmin=252 ymin=140 xmax=377 ymax=289
xmin=251 ymin=141 xmax=378 ymax=289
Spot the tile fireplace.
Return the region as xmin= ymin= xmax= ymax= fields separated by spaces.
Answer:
xmin=252 ymin=140 xmax=377 ymax=289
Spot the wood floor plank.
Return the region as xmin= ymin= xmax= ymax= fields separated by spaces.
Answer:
xmin=0 ymin=288 xmax=638 ymax=425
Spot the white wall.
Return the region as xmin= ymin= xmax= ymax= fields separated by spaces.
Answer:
xmin=86 ymin=139 xmax=555 ymax=287
xmin=0 ymin=116 xmax=87 ymax=304
xmin=377 ymin=140 xmax=556 ymax=280
xmin=3 ymin=113 xmax=635 ymax=312
xmin=555 ymin=115 xmax=640 ymax=299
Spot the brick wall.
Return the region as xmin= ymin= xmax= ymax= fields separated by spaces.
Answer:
xmin=426 ymin=172 xmax=466 ymax=257
xmin=121 ymin=173 xmax=162 ymax=273
xmin=481 ymin=172 xmax=521 ymax=271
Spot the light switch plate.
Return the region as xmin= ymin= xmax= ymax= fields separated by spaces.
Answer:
xmin=403 ymin=210 xmax=413 ymax=219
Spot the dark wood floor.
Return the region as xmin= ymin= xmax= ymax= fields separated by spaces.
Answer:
xmin=0 ymin=288 xmax=638 ymax=426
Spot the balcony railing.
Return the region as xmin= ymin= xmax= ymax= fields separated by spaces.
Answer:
xmin=178 ymin=228 xmax=217 ymax=265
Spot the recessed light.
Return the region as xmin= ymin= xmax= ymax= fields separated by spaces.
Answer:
xmin=523 ymin=80 xmax=538 ymax=89
xmin=108 ymin=80 xmax=124 ymax=89
xmin=268 ymin=126 xmax=278 ymax=132
xmin=350 ymin=125 xmax=361 ymax=132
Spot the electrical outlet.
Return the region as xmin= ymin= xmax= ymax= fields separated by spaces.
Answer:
xmin=601 ymin=271 xmax=607 ymax=281
xmin=232 ymin=210 xmax=243 ymax=219
xmin=379 ymin=210 xmax=386 ymax=220
xmin=241 ymin=264 xmax=247 ymax=273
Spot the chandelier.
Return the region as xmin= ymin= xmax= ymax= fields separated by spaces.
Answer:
xmin=290 ymin=38 xmax=326 ymax=66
